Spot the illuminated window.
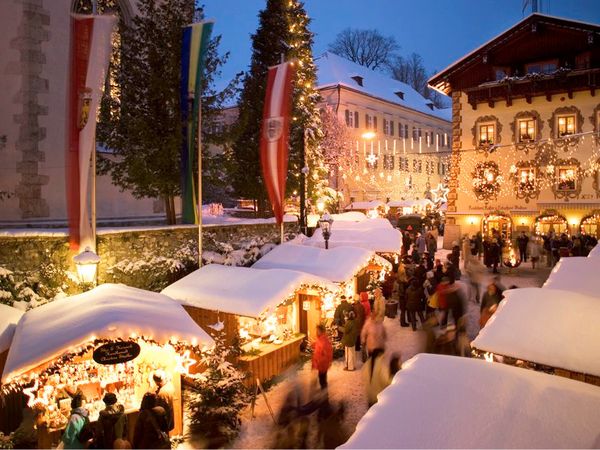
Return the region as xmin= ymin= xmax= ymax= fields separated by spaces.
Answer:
xmin=479 ymin=123 xmax=495 ymax=145
xmin=383 ymin=154 xmax=394 ymax=170
xmin=518 ymin=118 xmax=536 ymax=142
xmin=557 ymin=115 xmax=576 ymax=137
xmin=557 ymin=167 xmax=577 ymax=191
xmin=518 ymin=168 xmax=536 ymax=188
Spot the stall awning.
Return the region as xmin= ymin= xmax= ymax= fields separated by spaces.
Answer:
xmin=161 ymin=264 xmax=339 ymax=319
xmin=2 ymin=284 xmax=214 ymax=383
xmin=0 ymin=304 xmax=23 ymax=354
xmin=543 ymin=257 xmax=600 ymax=298
xmin=252 ymin=244 xmax=390 ymax=284
xmin=306 ymin=227 xmax=401 ymax=254
xmin=341 ymin=354 xmax=600 ymax=449
xmin=472 ymin=288 xmax=600 ymax=377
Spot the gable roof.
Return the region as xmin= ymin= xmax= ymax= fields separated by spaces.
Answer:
xmin=316 ymin=52 xmax=451 ymax=122
xmin=429 ymin=13 xmax=600 ymax=95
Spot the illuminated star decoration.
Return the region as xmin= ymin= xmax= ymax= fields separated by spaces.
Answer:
xmin=365 ymin=152 xmax=378 ymax=166
xmin=431 ymin=183 xmax=450 ymax=203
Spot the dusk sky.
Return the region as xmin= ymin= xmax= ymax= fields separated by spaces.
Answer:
xmin=203 ymin=0 xmax=600 ymax=91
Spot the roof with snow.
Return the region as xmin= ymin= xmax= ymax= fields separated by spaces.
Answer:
xmin=344 ymin=200 xmax=386 ymax=211
xmin=330 ymin=211 xmax=367 ymax=222
xmin=387 ymin=199 xmax=433 ymax=208
xmin=161 ymin=264 xmax=339 ymax=319
xmin=316 ymin=52 xmax=451 ymax=122
xmin=542 ymin=257 xmax=599 ymax=298
xmin=306 ymin=226 xmax=401 ymax=253
xmin=588 ymin=243 xmax=600 ymax=258
xmin=2 ymin=284 xmax=214 ymax=383
xmin=333 ymin=217 xmax=393 ymax=231
xmin=252 ymin=244 xmax=390 ymax=284
xmin=472 ymin=287 xmax=600 ymax=376
xmin=0 ymin=304 xmax=23 ymax=354
xmin=341 ymin=354 xmax=600 ymax=449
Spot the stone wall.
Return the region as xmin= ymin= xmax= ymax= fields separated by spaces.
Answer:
xmin=0 ymin=222 xmax=299 ymax=292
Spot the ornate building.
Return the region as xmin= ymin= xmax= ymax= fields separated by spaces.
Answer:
xmin=429 ymin=13 xmax=600 ymax=245
xmin=316 ymin=52 xmax=451 ymax=204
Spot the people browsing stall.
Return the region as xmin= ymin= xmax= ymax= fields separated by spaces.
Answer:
xmin=312 ymin=325 xmax=333 ymax=389
xmin=62 ymin=394 xmax=93 ymax=449
xmin=96 ymin=392 xmax=129 ymax=449
xmin=133 ymin=393 xmax=169 ymax=449
xmin=342 ymin=311 xmax=358 ymax=371
xmin=352 ymin=294 xmax=366 ymax=352
xmin=333 ymin=296 xmax=352 ymax=340
xmin=372 ymin=288 xmax=385 ymax=323
xmin=153 ymin=370 xmax=174 ymax=432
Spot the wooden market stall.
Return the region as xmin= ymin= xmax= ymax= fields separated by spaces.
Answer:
xmin=161 ymin=264 xmax=340 ymax=384
xmin=340 ymin=354 xmax=600 ymax=449
xmin=387 ymin=198 xmax=433 ymax=217
xmin=252 ymin=243 xmax=392 ymax=297
xmin=472 ymin=287 xmax=600 ymax=386
xmin=0 ymin=284 xmax=214 ymax=447
xmin=0 ymin=304 xmax=23 ymax=378
xmin=344 ymin=200 xmax=387 ymax=217
xmin=543 ymin=257 xmax=600 ymax=298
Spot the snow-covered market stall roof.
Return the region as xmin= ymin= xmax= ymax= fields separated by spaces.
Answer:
xmin=331 ymin=212 xmax=367 ymax=222
xmin=0 ymin=304 xmax=23 ymax=354
xmin=306 ymin=227 xmax=401 ymax=254
xmin=588 ymin=243 xmax=600 ymax=258
xmin=252 ymin=244 xmax=391 ymax=284
xmin=332 ymin=217 xmax=393 ymax=231
xmin=344 ymin=200 xmax=386 ymax=211
xmin=2 ymin=284 xmax=214 ymax=384
xmin=340 ymin=354 xmax=600 ymax=449
xmin=543 ymin=257 xmax=599 ymax=298
xmin=387 ymin=199 xmax=433 ymax=208
xmin=161 ymin=264 xmax=339 ymax=319
xmin=472 ymin=288 xmax=600 ymax=377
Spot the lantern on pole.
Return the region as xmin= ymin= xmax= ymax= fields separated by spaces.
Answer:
xmin=319 ymin=212 xmax=334 ymax=250
xmin=73 ymin=247 xmax=100 ymax=285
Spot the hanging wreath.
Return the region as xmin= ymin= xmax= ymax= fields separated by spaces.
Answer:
xmin=471 ymin=161 xmax=502 ymax=202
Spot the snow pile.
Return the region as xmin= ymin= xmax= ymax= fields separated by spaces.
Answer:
xmin=542 ymin=257 xmax=600 ymax=298
xmin=341 ymin=354 xmax=600 ymax=449
xmin=0 ymin=304 xmax=23 ymax=354
xmin=316 ymin=52 xmax=450 ymax=121
xmin=344 ymin=200 xmax=386 ymax=211
xmin=588 ymin=243 xmax=600 ymax=258
xmin=252 ymin=244 xmax=389 ymax=283
xmin=2 ymin=284 xmax=214 ymax=383
xmin=331 ymin=211 xmax=367 ymax=222
xmin=306 ymin=227 xmax=401 ymax=253
xmin=472 ymin=287 xmax=600 ymax=376
xmin=161 ymin=265 xmax=339 ymax=319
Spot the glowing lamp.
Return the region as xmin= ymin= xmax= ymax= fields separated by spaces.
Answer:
xmin=73 ymin=247 xmax=100 ymax=285
xmin=317 ymin=200 xmax=325 ymax=213
xmin=361 ymin=131 xmax=376 ymax=140
xmin=319 ymin=212 xmax=334 ymax=250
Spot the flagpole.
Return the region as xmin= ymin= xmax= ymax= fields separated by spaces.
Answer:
xmin=91 ymin=0 xmax=97 ymax=255
xmin=197 ymin=94 xmax=203 ymax=267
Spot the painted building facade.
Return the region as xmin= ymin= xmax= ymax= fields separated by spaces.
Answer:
xmin=316 ymin=52 xmax=452 ymax=205
xmin=429 ymin=14 xmax=600 ymax=244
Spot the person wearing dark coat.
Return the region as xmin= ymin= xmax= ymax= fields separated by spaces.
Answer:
xmin=405 ymin=278 xmax=426 ymax=331
xmin=333 ymin=296 xmax=353 ymax=340
xmin=342 ymin=311 xmax=358 ymax=371
xmin=133 ymin=393 xmax=169 ymax=449
xmin=517 ymin=232 xmax=529 ymax=262
xmin=480 ymin=283 xmax=503 ymax=313
xmin=352 ymin=295 xmax=366 ymax=351
xmin=96 ymin=393 xmax=128 ymax=449
xmin=153 ymin=371 xmax=175 ymax=432
xmin=488 ymin=239 xmax=501 ymax=273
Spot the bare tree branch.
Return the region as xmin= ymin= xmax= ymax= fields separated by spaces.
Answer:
xmin=328 ymin=28 xmax=398 ymax=70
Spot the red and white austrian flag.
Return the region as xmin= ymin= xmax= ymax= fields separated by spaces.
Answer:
xmin=260 ymin=61 xmax=295 ymax=224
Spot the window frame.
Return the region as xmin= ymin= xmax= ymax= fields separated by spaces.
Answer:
xmin=478 ymin=123 xmax=496 ymax=145
xmin=517 ymin=118 xmax=536 ymax=143
xmin=556 ymin=166 xmax=578 ymax=192
xmin=557 ymin=114 xmax=576 ymax=138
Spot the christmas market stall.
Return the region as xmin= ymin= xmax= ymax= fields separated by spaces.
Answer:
xmin=0 ymin=284 xmax=214 ymax=447
xmin=0 ymin=304 xmax=23 ymax=378
xmin=344 ymin=200 xmax=388 ymax=217
xmin=340 ymin=354 xmax=600 ymax=449
xmin=252 ymin=243 xmax=392 ymax=297
xmin=472 ymin=288 xmax=600 ymax=386
xmin=543 ymin=257 xmax=600 ymax=298
xmin=588 ymin=242 xmax=600 ymax=258
xmin=161 ymin=264 xmax=340 ymax=383
xmin=387 ymin=198 xmax=433 ymax=216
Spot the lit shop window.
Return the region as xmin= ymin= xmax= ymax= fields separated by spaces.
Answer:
xmin=518 ymin=118 xmax=536 ymax=142
xmin=557 ymin=115 xmax=576 ymax=137
xmin=556 ymin=167 xmax=577 ymax=191
xmin=479 ymin=123 xmax=495 ymax=146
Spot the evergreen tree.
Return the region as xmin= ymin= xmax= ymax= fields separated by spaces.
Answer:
xmin=231 ymin=0 xmax=326 ymax=215
xmin=97 ymin=0 xmax=238 ymax=223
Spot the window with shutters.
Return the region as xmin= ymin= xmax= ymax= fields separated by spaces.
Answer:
xmin=390 ymin=120 xmax=394 ymax=136
xmin=383 ymin=154 xmax=394 ymax=170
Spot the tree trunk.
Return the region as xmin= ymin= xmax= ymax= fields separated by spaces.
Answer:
xmin=164 ymin=195 xmax=176 ymax=225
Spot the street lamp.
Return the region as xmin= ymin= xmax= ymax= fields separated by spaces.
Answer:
xmin=319 ymin=212 xmax=334 ymax=249
xmin=73 ymin=247 xmax=100 ymax=286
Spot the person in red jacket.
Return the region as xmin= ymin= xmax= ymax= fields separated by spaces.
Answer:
xmin=360 ymin=291 xmax=371 ymax=318
xmin=312 ymin=324 xmax=333 ymax=389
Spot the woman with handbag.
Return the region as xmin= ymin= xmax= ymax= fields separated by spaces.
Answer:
xmin=133 ymin=393 xmax=170 ymax=449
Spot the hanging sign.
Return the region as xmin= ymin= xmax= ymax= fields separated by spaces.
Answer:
xmin=93 ymin=341 xmax=141 ymax=365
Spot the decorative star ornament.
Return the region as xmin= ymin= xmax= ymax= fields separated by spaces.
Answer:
xmin=431 ymin=183 xmax=449 ymax=203
xmin=365 ymin=152 xmax=378 ymax=166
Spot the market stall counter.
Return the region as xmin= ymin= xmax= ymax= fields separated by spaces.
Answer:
xmin=0 ymin=284 xmax=214 ymax=448
xmin=161 ymin=264 xmax=340 ymax=384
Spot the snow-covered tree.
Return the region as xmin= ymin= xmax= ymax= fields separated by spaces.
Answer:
xmin=184 ymin=330 xmax=248 ymax=447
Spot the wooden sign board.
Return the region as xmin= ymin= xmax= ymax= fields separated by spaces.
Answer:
xmin=93 ymin=341 xmax=141 ymax=365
